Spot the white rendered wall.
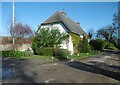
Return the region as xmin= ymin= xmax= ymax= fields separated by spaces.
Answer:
xmin=68 ymin=35 xmax=74 ymax=54
xmin=41 ymin=23 xmax=67 ymax=33
xmin=80 ymin=35 xmax=83 ymax=38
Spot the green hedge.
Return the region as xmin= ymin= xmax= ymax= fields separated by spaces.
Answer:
xmin=89 ymin=39 xmax=106 ymax=51
xmin=53 ymin=48 xmax=70 ymax=60
xmin=117 ymin=38 xmax=120 ymax=49
xmin=2 ymin=51 xmax=29 ymax=58
xmin=105 ymin=42 xmax=118 ymax=50
xmin=78 ymin=38 xmax=90 ymax=53
xmin=34 ymin=48 xmax=53 ymax=56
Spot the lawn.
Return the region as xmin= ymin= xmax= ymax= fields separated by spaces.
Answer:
xmin=68 ymin=51 xmax=101 ymax=60
xmin=1 ymin=51 xmax=102 ymax=61
xmin=20 ymin=55 xmax=58 ymax=60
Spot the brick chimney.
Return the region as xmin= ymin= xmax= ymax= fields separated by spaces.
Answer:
xmin=76 ymin=22 xmax=80 ymax=26
xmin=61 ymin=9 xmax=66 ymax=17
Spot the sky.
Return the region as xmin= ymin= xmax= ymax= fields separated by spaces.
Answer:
xmin=2 ymin=2 xmax=118 ymax=36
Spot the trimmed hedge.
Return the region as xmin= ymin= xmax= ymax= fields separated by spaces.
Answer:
xmin=53 ymin=48 xmax=70 ymax=60
xmin=2 ymin=51 xmax=29 ymax=58
xmin=89 ymin=39 xmax=106 ymax=51
xmin=34 ymin=48 xmax=53 ymax=56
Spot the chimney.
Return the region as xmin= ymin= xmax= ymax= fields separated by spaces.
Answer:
xmin=76 ymin=22 xmax=80 ymax=26
xmin=61 ymin=9 xmax=66 ymax=17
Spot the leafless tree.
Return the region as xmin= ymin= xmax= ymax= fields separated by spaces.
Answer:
xmin=97 ymin=25 xmax=117 ymax=42
xmin=88 ymin=28 xmax=94 ymax=40
xmin=10 ymin=23 xmax=33 ymax=50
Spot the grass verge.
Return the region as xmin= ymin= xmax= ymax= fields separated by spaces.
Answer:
xmin=68 ymin=51 xmax=102 ymax=60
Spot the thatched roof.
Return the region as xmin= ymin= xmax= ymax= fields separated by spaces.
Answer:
xmin=41 ymin=11 xmax=87 ymax=36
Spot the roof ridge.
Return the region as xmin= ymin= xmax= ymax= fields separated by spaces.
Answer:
xmin=41 ymin=11 xmax=87 ymax=36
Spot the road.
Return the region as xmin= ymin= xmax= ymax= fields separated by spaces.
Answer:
xmin=2 ymin=51 xmax=120 ymax=83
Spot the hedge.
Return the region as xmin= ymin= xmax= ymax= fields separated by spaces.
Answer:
xmin=89 ymin=39 xmax=106 ymax=51
xmin=105 ymin=42 xmax=118 ymax=50
xmin=33 ymin=48 xmax=53 ymax=56
xmin=1 ymin=51 xmax=30 ymax=58
xmin=53 ymin=48 xmax=70 ymax=60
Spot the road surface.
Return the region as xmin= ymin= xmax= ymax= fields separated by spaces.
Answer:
xmin=2 ymin=51 xmax=120 ymax=83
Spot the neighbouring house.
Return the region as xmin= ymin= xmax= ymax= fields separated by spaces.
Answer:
xmin=36 ymin=10 xmax=87 ymax=54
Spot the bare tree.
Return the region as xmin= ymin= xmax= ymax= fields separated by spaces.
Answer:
xmin=88 ymin=28 xmax=94 ymax=40
xmin=97 ymin=25 xmax=117 ymax=42
xmin=10 ymin=23 xmax=33 ymax=50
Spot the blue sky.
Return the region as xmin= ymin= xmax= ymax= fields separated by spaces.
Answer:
xmin=2 ymin=2 xmax=118 ymax=36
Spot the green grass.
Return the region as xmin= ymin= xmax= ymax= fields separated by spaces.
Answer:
xmin=2 ymin=51 xmax=101 ymax=61
xmin=21 ymin=55 xmax=58 ymax=60
xmin=68 ymin=51 xmax=101 ymax=60
xmin=3 ymin=54 xmax=58 ymax=60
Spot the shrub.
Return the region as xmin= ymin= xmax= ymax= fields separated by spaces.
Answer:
xmin=78 ymin=38 xmax=90 ymax=53
xmin=33 ymin=48 xmax=53 ymax=56
xmin=105 ymin=42 xmax=118 ymax=50
xmin=89 ymin=39 xmax=106 ymax=51
xmin=2 ymin=51 xmax=29 ymax=58
xmin=32 ymin=27 xmax=68 ymax=50
xmin=117 ymin=38 xmax=120 ymax=50
xmin=53 ymin=48 xmax=69 ymax=60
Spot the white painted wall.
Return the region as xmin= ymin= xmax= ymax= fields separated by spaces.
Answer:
xmin=68 ymin=35 xmax=74 ymax=54
xmin=41 ymin=23 xmax=67 ymax=33
xmin=80 ymin=35 xmax=83 ymax=38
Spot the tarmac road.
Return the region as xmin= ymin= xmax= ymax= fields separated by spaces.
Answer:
xmin=2 ymin=51 xmax=120 ymax=83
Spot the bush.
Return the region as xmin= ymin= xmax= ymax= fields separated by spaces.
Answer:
xmin=105 ymin=42 xmax=118 ymax=50
xmin=53 ymin=48 xmax=69 ymax=60
xmin=117 ymin=38 xmax=120 ymax=50
xmin=33 ymin=48 xmax=53 ymax=56
xmin=2 ymin=51 xmax=29 ymax=58
xmin=89 ymin=39 xmax=106 ymax=51
xmin=78 ymin=38 xmax=90 ymax=53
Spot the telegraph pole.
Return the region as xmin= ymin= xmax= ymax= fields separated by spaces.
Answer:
xmin=12 ymin=0 xmax=15 ymax=50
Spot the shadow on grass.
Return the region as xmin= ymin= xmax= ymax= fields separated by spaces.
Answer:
xmin=2 ymin=57 xmax=40 ymax=84
xmin=66 ymin=61 xmax=120 ymax=81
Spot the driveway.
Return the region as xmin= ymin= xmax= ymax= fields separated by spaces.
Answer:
xmin=2 ymin=51 xmax=120 ymax=83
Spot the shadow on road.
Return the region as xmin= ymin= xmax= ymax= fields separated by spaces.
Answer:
xmin=2 ymin=58 xmax=40 ymax=84
xmin=66 ymin=61 xmax=120 ymax=81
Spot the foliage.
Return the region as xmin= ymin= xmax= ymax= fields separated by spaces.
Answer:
xmin=97 ymin=25 xmax=117 ymax=42
xmin=33 ymin=48 xmax=53 ymax=56
xmin=117 ymin=38 xmax=120 ymax=49
xmin=33 ymin=27 xmax=68 ymax=48
xmin=2 ymin=51 xmax=30 ymax=58
xmin=78 ymin=37 xmax=90 ymax=53
xmin=32 ymin=27 xmax=68 ymax=54
xmin=89 ymin=39 xmax=106 ymax=51
xmin=104 ymin=41 xmax=118 ymax=50
xmin=53 ymin=48 xmax=70 ymax=60
xmin=70 ymin=33 xmax=82 ymax=53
